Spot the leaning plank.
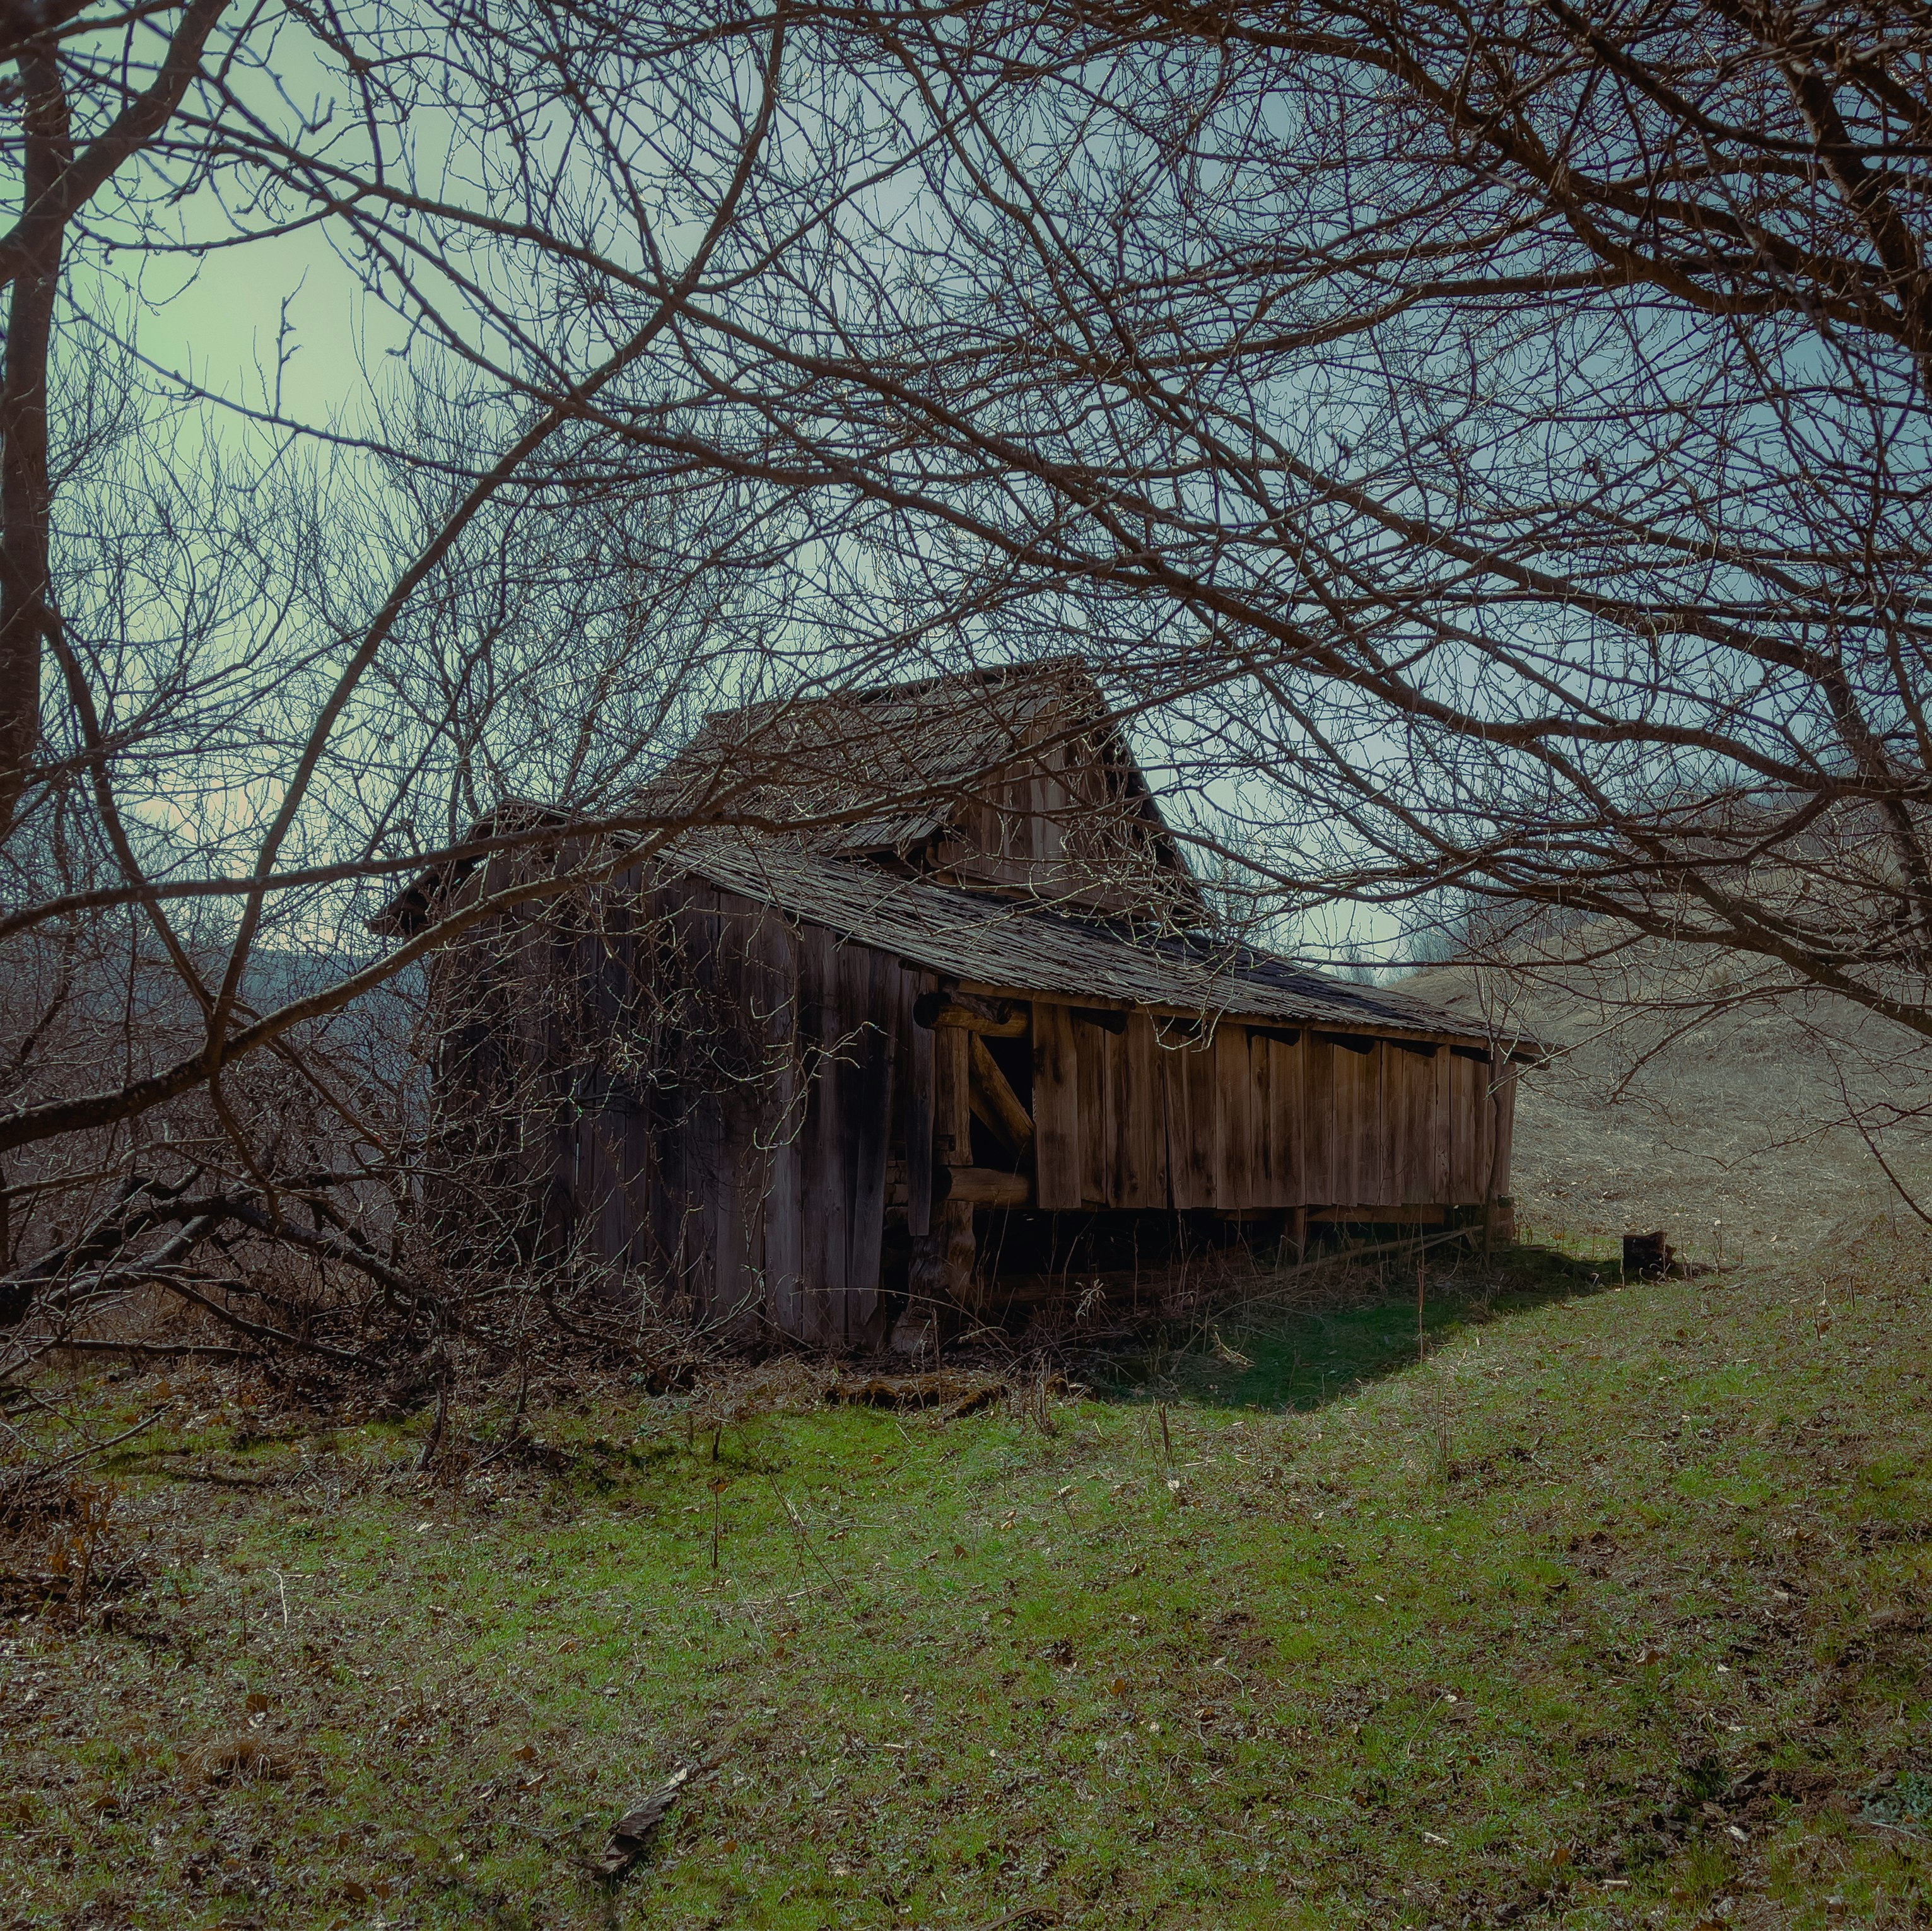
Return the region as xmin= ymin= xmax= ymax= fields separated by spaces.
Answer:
xmin=968 ymin=1034 xmax=1034 ymax=1157
xmin=1031 ymin=1000 xmax=1081 ymax=1210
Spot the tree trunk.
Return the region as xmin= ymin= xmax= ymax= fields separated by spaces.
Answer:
xmin=0 ymin=44 xmax=69 ymax=845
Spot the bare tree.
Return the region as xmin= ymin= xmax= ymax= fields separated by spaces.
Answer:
xmin=0 ymin=0 xmax=816 ymax=1338
xmin=16 ymin=0 xmax=1932 ymax=1338
xmin=538 ymin=0 xmax=1932 ymax=1046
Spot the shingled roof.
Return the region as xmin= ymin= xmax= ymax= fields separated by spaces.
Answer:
xmin=374 ymin=658 xmax=1201 ymax=936
xmin=670 ymin=831 xmax=1528 ymax=1053
xmin=368 ymin=663 xmax=1525 ymax=1053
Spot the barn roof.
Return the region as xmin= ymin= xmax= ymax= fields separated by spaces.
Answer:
xmin=368 ymin=663 xmax=1532 ymax=1054
xmin=643 ymin=657 xmax=1200 ymax=904
xmin=671 ymin=831 xmax=1531 ymax=1053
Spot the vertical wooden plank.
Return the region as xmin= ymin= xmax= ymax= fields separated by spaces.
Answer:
xmin=1164 ymin=1024 xmax=1217 ymax=1211
xmin=750 ymin=902 xmax=802 ymax=1338
xmin=902 ymin=969 xmax=934 ymax=1239
xmin=1245 ymin=1029 xmax=1275 ymax=1208
xmin=1383 ymin=1049 xmax=1417 ymax=1204
xmin=1077 ymin=1017 xmax=1112 ymax=1208
xmin=798 ymin=923 xmax=846 ymax=1346
xmin=1326 ymin=1041 xmax=1357 ymax=1206
xmin=934 ymin=1024 xmax=971 ymax=1167
xmin=1379 ymin=1046 xmax=1408 ymax=1206
xmin=1032 ymin=1000 xmax=1081 ymax=1210
xmin=1412 ymin=1052 xmax=1441 ymax=1203
xmin=1361 ymin=1041 xmax=1390 ymax=1206
xmin=604 ymin=872 xmax=651 ymax=1279
xmin=686 ymin=884 xmax=726 ymax=1319
xmin=1218 ymin=1020 xmax=1253 ymax=1211
xmin=707 ymin=892 xmax=752 ymax=1327
xmin=1437 ymin=1050 xmax=1453 ymax=1197
xmin=1414 ymin=1050 xmax=1445 ymax=1197
xmin=1113 ymin=1010 xmax=1169 ymax=1209
xmin=1303 ymin=1036 xmax=1337 ymax=1204
xmin=643 ymin=877 xmax=693 ymax=1309
xmin=1273 ymin=1034 xmax=1306 ymax=1203
xmin=843 ymin=947 xmax=897 ymax=1339
xmin=1447 ymin=1052 xmax=1479 ymax=1201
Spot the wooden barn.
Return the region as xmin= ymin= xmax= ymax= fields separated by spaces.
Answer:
xmin=375 ymin=662 xmax=1530 ymax=1349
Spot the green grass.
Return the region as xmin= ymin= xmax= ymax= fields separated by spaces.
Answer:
xmin=7 ymin=1243 xmax=1932 ymax=1928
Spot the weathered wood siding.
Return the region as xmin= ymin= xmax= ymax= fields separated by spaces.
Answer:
xmin=534 ymin=873 xmax=934 ymax=1344
xmin=1029 ymin=1003 xmax=1515 ymax=1213
xmin=442 ymin=874 xmax=1514 ymax=1345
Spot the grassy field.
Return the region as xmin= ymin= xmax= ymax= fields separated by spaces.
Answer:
xmin=7 ymin=1237 xmax=1932 ymax=1930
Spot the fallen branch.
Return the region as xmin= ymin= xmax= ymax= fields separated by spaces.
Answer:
xmin=219 ymin=1198 xmax=416 ymax=1299
xmin=150 ymin=1271 xmax=373 ymax=1368
xmin=32 ymin=1338 xmax=256 ymax=1363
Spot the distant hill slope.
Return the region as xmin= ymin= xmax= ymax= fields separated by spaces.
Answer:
xmin=1398 ymin=952 xmax=1932 ymax=1266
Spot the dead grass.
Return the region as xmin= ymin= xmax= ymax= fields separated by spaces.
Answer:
xmin=1404 ymin=949 xmax=1932 ymax=1266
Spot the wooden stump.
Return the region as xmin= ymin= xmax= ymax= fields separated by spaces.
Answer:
xmin=909 ymin=1198 xmax=977 ymax=1312
xmin=1623 ymin=1230 xmax=1671 ymax=1278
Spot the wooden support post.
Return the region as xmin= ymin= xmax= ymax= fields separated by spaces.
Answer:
xmin=910 ymin=1022 xmax=978 ymax=1310
xmin=934 ymin=1024 xmax=971 ymax=1167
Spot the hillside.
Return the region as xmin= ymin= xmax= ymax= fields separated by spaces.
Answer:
xmin=1401 ymin=953 xmax=1932 ymax=1267
xmin=6 ymin=1249 xmax=1930 ymax=1928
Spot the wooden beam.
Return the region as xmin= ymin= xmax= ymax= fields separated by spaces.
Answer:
xmin=913 ymin=989 xmax=1027 ymax=1036
xmin=968 ymin=1034 xmax=1034 ymax=1157
xmin=1072 ymin=1006 xmax=1126 ymax=1035
xmin=1307 ymin=1203 xmax=1448 ymax=1225
xmin=932 ymin=1166 xmax=1033 ymax=1208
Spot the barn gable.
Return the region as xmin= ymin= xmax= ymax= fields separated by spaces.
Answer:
xmin=645 ymin=659 xmax=1204 ymax=924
